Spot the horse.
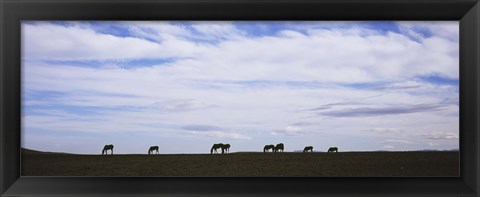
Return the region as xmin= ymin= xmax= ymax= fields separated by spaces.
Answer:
xmin=222 ymin=144 xmax=231 ymax=154
xmin=211 ymin=143 xmax=224 ymax=154
xmin=148 ymin=146 xmax=159 ymax=154
xmin=274 ymin=143 xmax=284 ymax=152
xmin=327 ymin=147 xmax=338 ymax=153
xmin=303 ymin=146 xmax=313 ymax=152
xmin=102 ymin=144 xmax=114 ymax=155
xmin=263 ymin=144 xmax=275 ymax=152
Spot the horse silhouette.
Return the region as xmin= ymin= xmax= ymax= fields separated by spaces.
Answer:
xmin=222 ymin=144 xmax=231 ymax=154
xmin=263 ymin=144 xmax=275 ymax=152
xmin=102 ymin=144 xmax=114 ymax=155
xmin=148 ymin=146 xmax=159 ymax=154
xmin=274 ymin=143 xmax=284 ymax=152
xmin=211 ymin=143 xmax=224 ymax=154
xmin=303 ymin=146 xmax=313 ymax=152
xmin=328 ymin=147 xmax=338 ymax=153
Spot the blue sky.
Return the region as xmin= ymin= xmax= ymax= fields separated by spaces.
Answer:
xmin=21 ymin=21 xmax=459 ymax=154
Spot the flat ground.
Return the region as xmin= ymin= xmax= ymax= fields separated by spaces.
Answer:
xmin=21 ymin=149 xmax=459 ymax=177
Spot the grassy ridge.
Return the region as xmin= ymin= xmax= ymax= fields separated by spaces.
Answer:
xmin=21 ymin=149 xmax=459 ymax=177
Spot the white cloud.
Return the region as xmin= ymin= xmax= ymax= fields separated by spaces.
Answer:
xmin=383 ymin=139 xmax=414 ymax=144
xmin=397 ymin=21 xmax=459 ymax=42
xmin=271 ymin=126 xmax=305 ymax=136
xmin=383 ymin=145 xmax=395 ymax=149
xmin=23 ymin=21 xmax=459 ymax=83
xmin=190 ymin=22 xmax=246 ymax=40
xmin=23 ymin=23 xmax=160 ymax=60
xmin=22 ymin=22 xmax=212 ymax=61
xmin=420 ymin=132 xmax=458 ymax=140
xmin=151 ymin=99 xmax=219 ymax=112
xmin=369 ymin=128 xmax=403 ymax=133
xmin=186 ymin=131 xmax=252 ymax=140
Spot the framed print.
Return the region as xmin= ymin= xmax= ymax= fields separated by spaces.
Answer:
xmin=19 ymin=20 xmax=460 ymax=177
xmin=1 ymin=0 xmax=479 ymax=196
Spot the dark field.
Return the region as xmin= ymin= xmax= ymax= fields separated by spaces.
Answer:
xmin=21 ymin=149 xmax=459 ymax=177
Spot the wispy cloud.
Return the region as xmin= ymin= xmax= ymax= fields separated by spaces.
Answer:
xmin=308 ymin=102 xmax=370 ymax=111
xmin=181 ymin=124 xmax=223 ymax=131
xmin=271 ymin=126 xmax=305 ymax=136
xmin=318 ymin=103 xmax=447 ymax=117
xmin=151 ymin=99 xmax=219 ymax=112
xmin=383 ymin=145 xmax=395 ymax=149
xmin=420 ymin=132 xmax=458 ymax=140
xmin=368 ymin=128 xmax=403 ymax=133
xmin=372 ymin=81 xmax=423 ymax=91
xmin=186 ymin=131 xmax=252 ymax=140
xmin=382 ymin=139 xmax=414 ymax=144
xmin=181 ymin=124 xmax=252 ymax=140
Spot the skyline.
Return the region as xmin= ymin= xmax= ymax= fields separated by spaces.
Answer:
xmin=21 ymin=21 xmax=459 ymax=154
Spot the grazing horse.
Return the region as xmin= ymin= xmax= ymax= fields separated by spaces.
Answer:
xmin=274 ymin=143 xmax=284 ymax=152
xmin=148 ymin=146 xmax=159 ymax=155
xmin=222 ymin=144 xmax=231 ymax=154
xmin=211 ymin=143 xmax=224 ymax=154
xmin=328 ymin=147 xmax=338 ymax=153
xmin=303 ymin=146 xmax=313 ymax=152
xmin=263 ymin=144 xmax=275 ymax=152
xmin=102 ymin=144 xmax=114 ymax=155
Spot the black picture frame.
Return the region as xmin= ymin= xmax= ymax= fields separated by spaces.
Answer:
xmin=1 ymin=0 xmax=479 ymax=196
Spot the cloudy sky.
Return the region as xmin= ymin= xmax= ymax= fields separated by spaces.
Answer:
xmin=21 ymin=21 xmax=459 ymax=154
